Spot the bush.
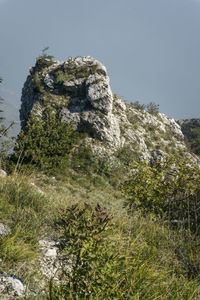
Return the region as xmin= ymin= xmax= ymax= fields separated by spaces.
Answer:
xmin=122 ymin=156 xmax=200 ymax=233
xmin=131 ymin=100 xmax=146 ymax=110
xmin=70 ymin=143 xmax=112 ymax=178
xmin=13 ymin=106 xmax=77 ymax=170
xmin=146 ymin=101 xmax=159 ymax=115
xmin=50 ymin=203 xmax=124 ymax=298
xmin=32 ymin=71 xmax=44 ymax=93
xmin=35 ymin=54 xmax=55 ymax=70
xmin=130 ymin=101 xmax=159 ymax=115
xmin=187 ymin=128 xmax=200 ymax=155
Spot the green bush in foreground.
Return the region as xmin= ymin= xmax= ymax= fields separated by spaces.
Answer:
xmin=50 ymin=203 xmax=124 ymax=299
xmin=46 ymin=202 xmax=200 ymax=299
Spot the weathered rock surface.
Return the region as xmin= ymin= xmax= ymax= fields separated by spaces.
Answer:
xmin=20 ymin=56 xmax=190 ymax=161
xmin=38 ymin=239 xmax=61 ymax=280
xmin=0 ymin=272 xmax=36 ymax=298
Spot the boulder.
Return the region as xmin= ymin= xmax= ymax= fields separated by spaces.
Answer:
xmin=20 ymin=56 xmax=190 ymax=161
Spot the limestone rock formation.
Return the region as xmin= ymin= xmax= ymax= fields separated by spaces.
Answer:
xmin=20 ymin=55 xmax=190 ymax=161
xmin=0 ymin=272 xmax=36 ymax=298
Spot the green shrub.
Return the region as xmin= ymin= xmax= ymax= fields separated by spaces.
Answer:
xmin=32 ymin=72 xmax=44 ymax=93
xmin=187 ymin=128 xmax=200 ymax=155
xmin=70 ymin=143 xmax=112 ymax=178
xmin=13 ymin=106 xmax=77 ymax=170
xmin=36 ymin=54 xmax=55 ymax=70
xmin=122 ymin=156 xmax=200 ymax=233
xmin=131 ymin=100 xmax=146 ymax=110
xmin=54 ymin=62 xmax=101 ymax=86
xmin=46 ymin=202 xmax=200 ymax=299
xmin=50 ymin=202 xmax=122 ymax=298
xmin=146 ymin=101 xmax=159 ymax=115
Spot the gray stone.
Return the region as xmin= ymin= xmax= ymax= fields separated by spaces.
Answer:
xmin=20 ymin=56 xmax=192 ymax=162
xmin=0 ymin=272 xmax=36 ymax=298
xmin=0 ymin=223 xmax=11 ymax=236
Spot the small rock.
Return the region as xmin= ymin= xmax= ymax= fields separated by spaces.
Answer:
xmin=0 ymin=223 xmax=11 ymax=236
xmin=0 ymin=170 xmax=7 ymax=178
xmin=30 ymin=182 xmax=45 ymax=195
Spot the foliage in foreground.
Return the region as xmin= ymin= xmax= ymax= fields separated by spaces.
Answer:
xmin=47 ymin=201 xmax=200 ymax=299
xmin=1 ymin=166 xmax=200 ymax=298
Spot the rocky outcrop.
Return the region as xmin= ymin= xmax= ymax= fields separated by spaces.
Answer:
xmin=0 ymin=272 xmax=36 ymax=298
xmin=20 ymin=56 xmax=189 ymax=161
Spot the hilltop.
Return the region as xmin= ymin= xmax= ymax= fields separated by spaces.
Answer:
xmin=0 ymin=55 xmax=200 ymax=298
xmin=20 ymin=55 xmax=192 ymax=162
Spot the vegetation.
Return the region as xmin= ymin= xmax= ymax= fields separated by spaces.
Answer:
xmin=50 ymin=203 xmax=117 ymax=298
xmin=2 ymin=67 xmax=200 ymax=298
xmin=181 ymin=125 xmax=200 ymax=156
xmin=13 ymin=106 xmax=77 ymax=170
xmin=131 ymin=100 xmax=159 ymax=115
xmin=2 ymin=144 xmax=200 ymax=298
xmin=122 ymin=156 xmax=200 ymax=233
xmin=35 ymin=47 xmax=55 ymax=70
xmin=54 ymin=61 xmax=104 ymax=85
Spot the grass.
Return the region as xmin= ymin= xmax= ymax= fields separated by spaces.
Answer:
xmin=1 ymin=162 xmax=200 ymax=298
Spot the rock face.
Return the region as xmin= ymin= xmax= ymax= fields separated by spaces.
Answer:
xmin=20 ymin=56 xmax=189 ymax=161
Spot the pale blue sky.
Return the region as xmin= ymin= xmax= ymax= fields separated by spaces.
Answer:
xmin=0 ymin=0 xmax=200 ymax=132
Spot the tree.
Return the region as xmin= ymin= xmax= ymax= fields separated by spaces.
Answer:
xmin=14 ymin=106 xmax=77 ymax=170
xmin=146 ymin=101 xmax=159 ymax=115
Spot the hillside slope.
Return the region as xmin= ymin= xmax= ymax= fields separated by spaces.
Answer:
xmin=1 ymin=55 xmax=200 ymax=298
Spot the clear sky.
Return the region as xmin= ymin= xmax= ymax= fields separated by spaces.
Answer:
xmin=0 ymin=0 xmax=200 ymax=131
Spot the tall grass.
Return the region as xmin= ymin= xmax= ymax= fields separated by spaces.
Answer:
xmin=1 ymin=166 xmax=200 ymax=299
